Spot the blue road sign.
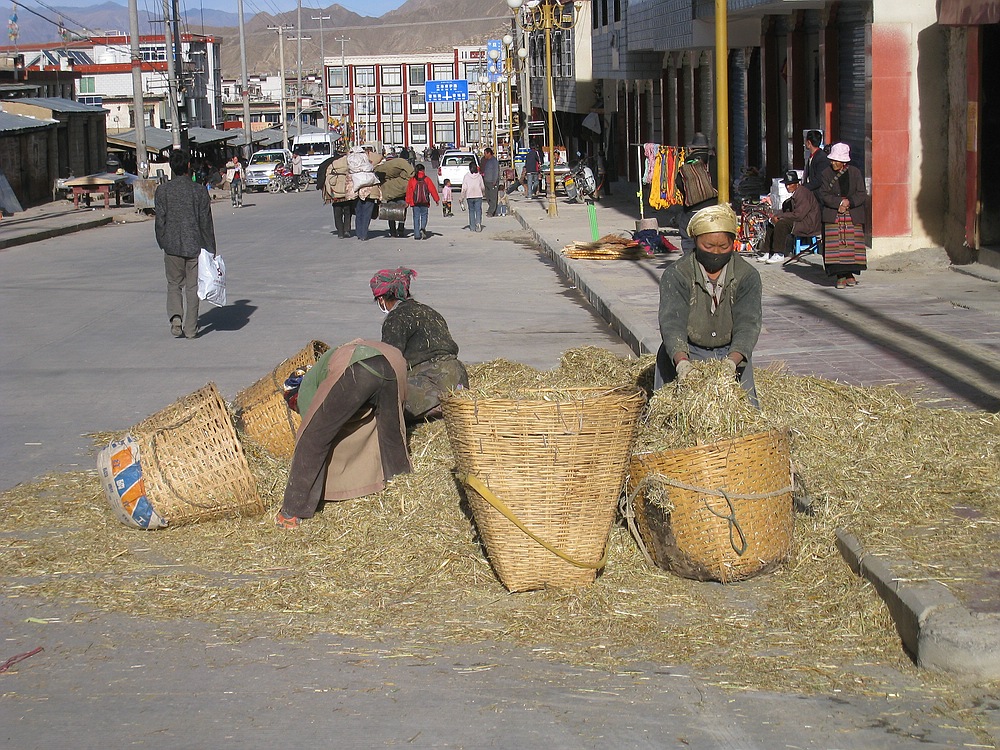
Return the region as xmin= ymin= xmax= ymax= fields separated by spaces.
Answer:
xmin=487 ymin=39 xmax=503 ymax=82
xmin=425 ymin=79 xmax=469 ymax=102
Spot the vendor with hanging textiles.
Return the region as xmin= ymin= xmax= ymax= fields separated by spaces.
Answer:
xmin=275 ymin=339 xmax=411 ymax=529
xmin=676 ymin=133 xmax=719 ymax=254
xmin=371 ymin=267 xmax=469 ymax=421
xmin=655 ymin=204 xmax=763 ymax=405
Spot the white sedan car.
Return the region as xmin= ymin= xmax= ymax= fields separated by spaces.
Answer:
xmin=244 ymin=148 xmax=293 ymax=192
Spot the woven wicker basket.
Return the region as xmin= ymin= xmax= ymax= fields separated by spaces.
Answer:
xmin=233 ymin=340 xmax=329 ymax=457
xmin=129 ymin=383 xmax=264 ymax=526
xmin=442 ymin=387 xmax=646 ymax=592
xmin=628 ymin=431 xmax=794 ymax=583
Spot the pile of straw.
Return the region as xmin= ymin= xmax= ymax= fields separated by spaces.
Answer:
xmin=1 ymin=347 xmax=997 ymax=709
xmin=636 ymin=359 xmax=779 ymax=453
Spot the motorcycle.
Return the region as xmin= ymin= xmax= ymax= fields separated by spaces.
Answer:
xmin=562 ymin=155 xmax=598 ymax=203
xmin=267 ymin=163 xmax=305 ymax=193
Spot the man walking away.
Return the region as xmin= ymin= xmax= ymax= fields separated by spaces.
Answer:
xmin=481 ymin=147 xmax=500 ymax=217
xmin=154 ymin=148 xmax=217 ymax=339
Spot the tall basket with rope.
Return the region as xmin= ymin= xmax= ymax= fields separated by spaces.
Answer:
xmin=626 ymin=430 xmax=795 ymax=583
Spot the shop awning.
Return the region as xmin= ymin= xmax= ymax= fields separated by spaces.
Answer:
xmin=938 ymin=0 xmax=1000 ymax=25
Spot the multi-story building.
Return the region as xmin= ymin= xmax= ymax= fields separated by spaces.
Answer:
xmin=220 ymin=73 xmax=325 ymax=131
xmin=590 ymin=0 xmax=1000 ymax=264
xmin=6 ymin=32 xmax=223 ymax=133
xmin=323 ymin=47 xmax=517 ymax=151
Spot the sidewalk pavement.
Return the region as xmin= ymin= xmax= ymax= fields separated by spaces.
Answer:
xmin=0 ymin=200 xmax=123 ymax=250
xmin=5 ymin=191 xmax=1000 ymax=680
xmin=506 ymin=184 xmax=1000 ymax=681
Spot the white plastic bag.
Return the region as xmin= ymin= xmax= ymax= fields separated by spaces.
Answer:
xmin=347 ymin=151 xmax=374 ymax=173
xmin=197 ymin=249 xmax=226 ymax=307
xmin=350 ymin=171 xmax=380 ymax=189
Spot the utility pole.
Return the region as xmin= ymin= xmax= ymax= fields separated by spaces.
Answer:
xmin=335 ymin=36 xmax=349 ymax=142
xmin=128 ymin=0 xmax=147 ymax=175
xmin=237 ymin=0 xmax=252 ymax=159
xmin=288 ymin=17 xmax=311 ymax=143
xmin=312 ymin=11 xmax=330 ymax=132
xmin=295 ymin=0 xmax=302 ymax=142
xmin=162 ymin=0 xmax=181 ymax=148
xmin=268 ymin=24 xmax=293 ymax=151
xmin=171 ymin=0 xmax=186 ymax=143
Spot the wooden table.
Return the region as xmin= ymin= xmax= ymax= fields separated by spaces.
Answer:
xmin=72 ymin=184 xmax=121 ymax=209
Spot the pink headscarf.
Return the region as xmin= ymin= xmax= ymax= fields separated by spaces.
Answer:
xmin=370 ymin=267 xmax=417 ymax=300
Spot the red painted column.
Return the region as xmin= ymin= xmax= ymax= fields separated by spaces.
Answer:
xmin=870 ymin=23 xmax=911 ymax=237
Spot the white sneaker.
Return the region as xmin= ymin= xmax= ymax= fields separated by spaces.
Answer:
xmin=766 ymin=254 xmax=785 ymax=264
xmin=757 ymin=253 xmax=772 ymax=263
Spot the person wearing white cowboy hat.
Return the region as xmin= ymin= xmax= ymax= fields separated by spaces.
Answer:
xmin=817 ymin=142 xmax=868 ymax=289
xmin=655 ymin=203 xmax=762 ymax=406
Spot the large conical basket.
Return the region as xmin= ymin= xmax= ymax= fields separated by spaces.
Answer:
xmin=627 ymin=430 xmax=794 ymax=583
xmin=442 ymin=387 xmax=646 ymax=592
xmin=121 ymin=383 xmax=264 ymax=526
xmin=233 ymin=340 xmax=329 ymax=457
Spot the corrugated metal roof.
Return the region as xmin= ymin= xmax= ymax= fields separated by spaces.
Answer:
xmin=219 ymin=128 xmax=270 ymax=146
xmin=187 ymin=127 xmax=238 ymax=146
xmin=0 ymin=110 xmax=56 ymax=132
xmin=108 ymin=127 xmax=175 ymax=152
xmin=255 ymin=128 xmax=286 ymax=147
xmin=12 ymin=97 xmax=106 ymax=113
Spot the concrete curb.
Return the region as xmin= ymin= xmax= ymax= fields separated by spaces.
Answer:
xmin=0 ymin=215 xmax=114 ymax=250
xmin=951 ymin=262 xmax=1000 ymax=284
xmin=511 ymin=207 xmax=662 ymax=356
xmin=836 ymin=529 xmax=1000 ymax=681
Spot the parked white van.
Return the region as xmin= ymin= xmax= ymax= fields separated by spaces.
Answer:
xmin=292 ymin=133 xmax=341 ymax=183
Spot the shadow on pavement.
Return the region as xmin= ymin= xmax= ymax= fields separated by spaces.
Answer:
xmin=197 ymin=298 xmax=257 ymax=334
xmin=777 ymin=293 xmax=1000 ymax=411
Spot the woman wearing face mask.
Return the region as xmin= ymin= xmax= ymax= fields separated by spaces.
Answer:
xmin=370 ymin=267 xmax=469 ymax=421
xmin=654 ymin=204 xmax=763 ymax=405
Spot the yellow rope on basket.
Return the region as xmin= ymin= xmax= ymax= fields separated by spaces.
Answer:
xmin=459 ymin=473 xmax=608 ymax=570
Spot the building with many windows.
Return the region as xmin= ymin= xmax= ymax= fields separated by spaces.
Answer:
xmin=324 ymin=47 xmax=518 ymax=151
xmin=4 ymin=33 xmax=223 ymax=133
xmin=220 ymin=73 xmax=324 ymax=132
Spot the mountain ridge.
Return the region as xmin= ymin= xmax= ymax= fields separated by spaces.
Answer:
xmin=9 ymin=0 xmax=512 ymax=78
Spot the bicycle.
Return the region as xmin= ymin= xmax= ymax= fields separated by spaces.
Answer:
xmin=737 ymin=196 xmax=772 ymax=257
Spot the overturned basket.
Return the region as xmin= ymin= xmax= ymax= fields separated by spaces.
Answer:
xmin=442 ymin=387 xmax=646 ymax=592
xmin=233 ymin=340 xmax=329 ymax=457
xmin=115 ymin=383 xmax=263 ymax=527
xmin=627 ymin=430 xmax=794 ymax=583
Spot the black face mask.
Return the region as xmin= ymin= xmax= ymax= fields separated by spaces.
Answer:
xmin=695 ymin=248 xmax=733 ymax=273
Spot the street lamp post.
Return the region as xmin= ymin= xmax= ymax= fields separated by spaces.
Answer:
xmin=500 ymin=34 xmax=527 ymax=170
xmin=507 ymin=0 xmax=581 ymax=217
xmin=478 ymin=73 xmax=489 ymax=151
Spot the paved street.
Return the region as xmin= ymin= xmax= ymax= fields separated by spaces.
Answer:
xmin=0 ymin=187 xmax=997 ymax=748
xmin=0 ymin=190 xmax=629 ymax=489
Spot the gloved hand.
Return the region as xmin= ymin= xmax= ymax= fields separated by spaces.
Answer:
xmin=723 ymin=358 xmax=739 ymax=375
xmin=675 ymin=359 xmax=694 ymax=381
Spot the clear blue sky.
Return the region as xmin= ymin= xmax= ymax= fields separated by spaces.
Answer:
xmin=51 ymin=0 xmax=408 ymax=20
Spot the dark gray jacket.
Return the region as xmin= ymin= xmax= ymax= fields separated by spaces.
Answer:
xmin=154 ymin=175 xmax=217 ymax=258
xmin=658 ymin=251 xmax=762 ymax=361
xmin=480 ymin=155 xmax=499 ymax=186
xmin=803 ymin=148 xmax=830 ymax=192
